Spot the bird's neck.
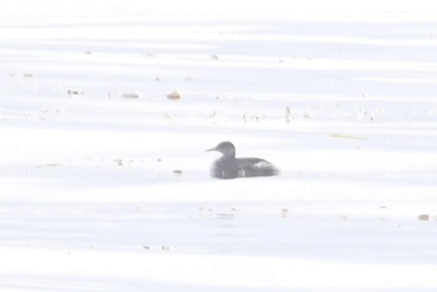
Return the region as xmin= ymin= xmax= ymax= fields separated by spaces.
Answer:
xmin=221 ymin=152 xmax=236 ymax=160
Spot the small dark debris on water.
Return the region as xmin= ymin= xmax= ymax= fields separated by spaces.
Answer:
xmin=67 ymin=90 xmax=83 ymax=96
xmin=173 ymin=170 xmax=183 ymax=175
xmin=166 ymin=90 xmax=181 ymax=101
xmin=211 ymin=54 xmax=219 ymax=60
xmin=114 ymin=159 xmax=123 ymax=166
xmin=418 ymin=214 xmax=430 ymax=221
xmin=84 ymin=51 xmax=93 ymax=55
xmin=23 ymin=73 xmax=33 ymax=78
xmin=122 ymin=93 xmax=140 ymax=99
xmin=285 ymin=106 xmax=292 ymax=123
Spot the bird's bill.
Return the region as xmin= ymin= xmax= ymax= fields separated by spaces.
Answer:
xmin=205 ymin=146 xmax=217 ymax=152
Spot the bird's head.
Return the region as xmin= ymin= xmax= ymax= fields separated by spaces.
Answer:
xmin=206 ymin=141 xmax=236 ymax=157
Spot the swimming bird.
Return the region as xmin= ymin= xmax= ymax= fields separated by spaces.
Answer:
xmin=206 ymin=141 xmax=279 ymax=179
